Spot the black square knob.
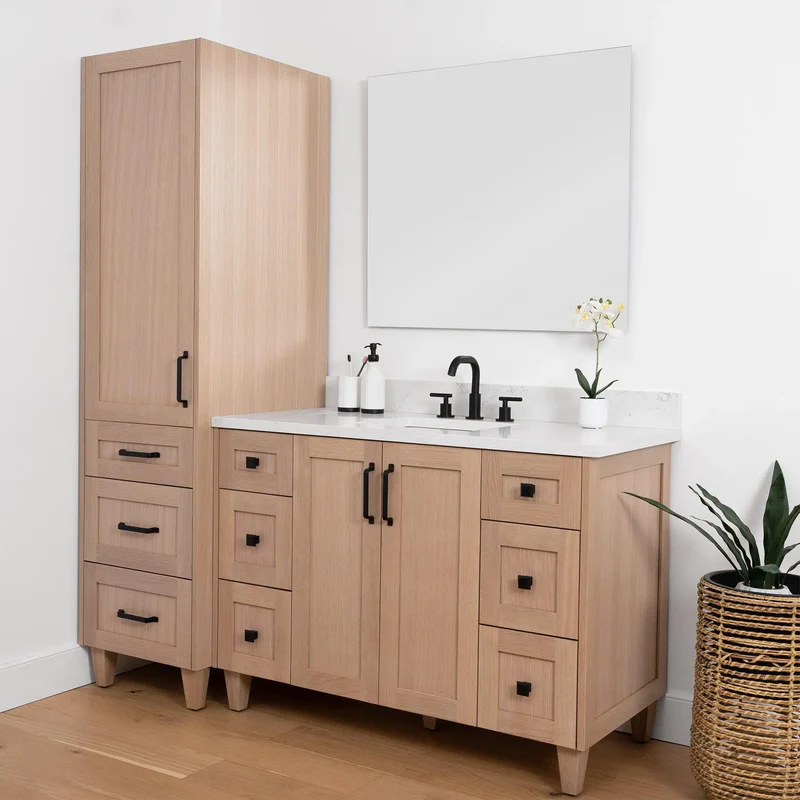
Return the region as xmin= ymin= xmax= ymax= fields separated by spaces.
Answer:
xmin=245 ymin=456 xmax=260 ymax=470
xmin=245 ymin=534 xmax=260 ymax=547
xmin=244 ymin=629 xmax=259 ymax=643
xmin=520 ymin=482 xmax=535 ymax=498
xmin=516 ymin=681 xmax=532 ymax=697
xmin=517 ymin=574 xmax=533 ymax=591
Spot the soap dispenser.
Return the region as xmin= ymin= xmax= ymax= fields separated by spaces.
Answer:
xmin=360 ymin=343 xmax=385 ymax=414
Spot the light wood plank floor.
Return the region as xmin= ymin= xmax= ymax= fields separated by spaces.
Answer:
xmin=0 ymin=664 xmax=702 ymax=799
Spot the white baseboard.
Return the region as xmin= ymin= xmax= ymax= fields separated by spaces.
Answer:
xmin=618 ymin=693 xmax=692 ymax=746
xmin=0 ymin=645 xmax=148 ymax=713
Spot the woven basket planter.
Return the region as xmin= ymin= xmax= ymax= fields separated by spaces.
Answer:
xmin=692 ymin=570 xmax=800 ymax=799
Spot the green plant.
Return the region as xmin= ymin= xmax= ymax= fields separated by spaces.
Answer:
xmin=626 ymin=461 xmax=800 ymax=590
xmin=572 ymin=298 xmax=623 ymax=399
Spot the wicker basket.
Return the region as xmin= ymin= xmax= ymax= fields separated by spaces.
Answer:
xmin=692 ymin=571 xmax=800 ymax=799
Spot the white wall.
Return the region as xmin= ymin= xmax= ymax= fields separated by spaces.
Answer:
xmin=3 ymin=0 xmax=799 ymax=742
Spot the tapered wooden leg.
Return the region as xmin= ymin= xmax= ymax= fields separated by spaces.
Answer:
xmin=422 ymin=716 xmax=437 ymax=730
xmin=224 ymin=671 xmax=252 ymax=712
xmin=630 ymin=701 xmax=657 ymax=743
xmin=181 ymin=668 xmax=210 ymax=710
xmin=557 ymin=746 xmax=590 ymax=796
xmin=90 ymin=648 xmax=117 ymax=688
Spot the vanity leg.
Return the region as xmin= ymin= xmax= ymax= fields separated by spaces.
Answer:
xmin=422 ymin=716 xmax=438 ymax=731
xmin=181 ymin=668 xmax=210 ymax=710
xmin=90 ymin=648 xmax=117 ymax=688
xmin=630 ymin=701 xmax=657 ymax=743
xmin=224 ymin=671 xmax=252 ymax=712
xmin=557 ymin=746 xmax=589 ymax=796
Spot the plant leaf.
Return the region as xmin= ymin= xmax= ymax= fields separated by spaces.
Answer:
xmin=763 ymin=461 xmax=789 ymax=561
xmin=692 ymin=516 xmax=749 ymax=574
xmin=771 ymin=505 xmax=800 ymax=563
xmin=595 ymin=379 xmax=618 ymax=398
xmin=696 ymin=484 xmax=760 ymax=567
xmin=575 ymin=368 xmax=593 ymax=398
xmin=624 ymin=492 xmax=746 ymax=580
xmin=783 ymin=559 xmax=800 ymax=575
xmin=779 ymin=541 xmax=800 ymax=563
xmin=689 ymin=487 xmax=752 ymax=571
xmin=590 ymin=369 xmax=601 ymax=397
xmin=760 ymin=563 xmax=781 ymax=574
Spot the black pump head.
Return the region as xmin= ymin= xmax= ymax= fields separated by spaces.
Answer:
xmin=365 ymin=342 xmax=382 ymax=362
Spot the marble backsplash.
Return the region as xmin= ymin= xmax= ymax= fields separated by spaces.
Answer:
xmin=325 ymin=377 xmax=681 ymax=430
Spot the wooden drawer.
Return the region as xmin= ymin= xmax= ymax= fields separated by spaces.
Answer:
xmin=218 ymin=430 xmax=293 ymax=495
xmin=481 ymin=451 xmax=581 ymax=530
xmin=480 ymin=521 xmax=579 ymax=639
xmin=219 ymin=490 xmax=292 ymax=589
xmin=478 ymin=626 xmax=577 ymax=748
xmin=83 ymin=563 xmax=191 ymax=667
xmin=85 ymin=421 xmax=193 ymax=488
xmin=217 ymin=580 xmax=291 ymax=682
xmin=84 ymin=478 xmax=192 ymax=578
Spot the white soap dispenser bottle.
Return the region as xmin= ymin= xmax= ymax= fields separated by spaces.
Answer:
xmin=360 ymin=342 xmax=385 ymax=414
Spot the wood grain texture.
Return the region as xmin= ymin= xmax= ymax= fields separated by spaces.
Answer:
xmin=557 ymin=747 xmax=590 ymax=796
xmin=577 ymin=444 xmax=671 ymax=750
xmin=84 ymin=478 xmax=192 ymax=577
xmin=478 ymin=626 xmax=577 ymax=748
xmin=291 ymin=436 xmax=382 ymax=702
xmin=180 ymin=668 xmax=210 ymax=710
xmin=83 ymin=563 xmax=192 ymax=667
xmin=218 ymin=430 xmax=294 ymax=495
xmin=224 ymin=670 xmax=253 ymax=711
xmin=217 ymin=580 xmax=291 ymax=683
xmin=90 ymin=648 xmax=117 ymax=688
xmin=1 ymin=662 xmax=703 ymax=800
xmin=83 ymin=41 xmax=195 ymax=427
xmin=218 ymin=489 xmax=292 ymax=589
xmin=481 ymin=451 xmax=582 ymax=530
xmin=479 ymin=521 xmax=579 ymax=639
xmin=379 ymin=443 xmax=481 ymax=725
xmin=630 ymin=701 xmax=657 ymax=744
xmin=84 ymin=420 xmax=193 ymax=487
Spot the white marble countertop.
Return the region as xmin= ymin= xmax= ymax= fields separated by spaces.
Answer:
xmin=212 ymin=408 xmax=680 ymax=458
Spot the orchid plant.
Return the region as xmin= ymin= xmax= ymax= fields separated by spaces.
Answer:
xmin=572 ymin=298 xmax=624 ymax=399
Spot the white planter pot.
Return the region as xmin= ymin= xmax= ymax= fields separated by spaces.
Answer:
xmin=578 ymin=397 xmax=608 ymax=429
xmin=735 ymin=581 xmax=793 ymax=596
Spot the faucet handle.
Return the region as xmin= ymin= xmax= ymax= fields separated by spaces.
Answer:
xmin=430 ymin=392 xmax=455 ymax=419
xmin=497 ymin=396 xmax=522 ymax=423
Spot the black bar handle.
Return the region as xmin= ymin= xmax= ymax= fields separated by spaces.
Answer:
xmin=118 ymin=522 xmax=159 ymax=534
xmin=520 ymin=482 xmax=536 ymax=498
xmin=244 ymin=629 xmax=259 ymax=643
xmin=245 ymin=534 xmax=260 ymax=547
xmin=176 ymin=351 xmax=189 ymax=408
xmin=363 ymin=462 xmax=376 ymax=524
xmin=117 ymin=609 xmax=158 ymax=624
xmin=382 ymin=464 xmax=395 ymax=526
xmin=118 ymin=449 xmax=160 ymax=459
xmin=517 ymin=575 xmax=533 ymax=590
xmin=516 ymin=681 xmax=532 ymax=697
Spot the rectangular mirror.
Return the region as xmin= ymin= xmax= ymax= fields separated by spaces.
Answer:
xmin=367 ymin=46 xmax=631 ymax=332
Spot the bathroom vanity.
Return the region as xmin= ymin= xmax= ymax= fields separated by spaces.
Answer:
xmin=210 ymin=409 xmax=677 ymax=796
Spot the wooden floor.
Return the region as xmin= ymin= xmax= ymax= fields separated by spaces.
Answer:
xmin=0 ymin=664 xmax=702 ymax=799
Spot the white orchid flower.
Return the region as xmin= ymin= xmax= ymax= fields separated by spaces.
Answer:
xmin=572 ymin=297 xmax=625 ymax=398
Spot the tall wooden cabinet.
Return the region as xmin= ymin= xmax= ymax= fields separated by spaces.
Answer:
xmin=79 ymin=40 xmax=330 ymax=707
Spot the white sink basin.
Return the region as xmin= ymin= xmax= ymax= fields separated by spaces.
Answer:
xmin=402 ymin=418 xmax=510 ymax=433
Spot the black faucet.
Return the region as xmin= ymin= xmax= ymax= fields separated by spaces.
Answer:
xmin=447 ymin=355 xmax=482 ymax=420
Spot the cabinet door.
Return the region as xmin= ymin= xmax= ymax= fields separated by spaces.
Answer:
xmin=291 ymin=436 xmax=382 ymax=702
xmin=379 ymin=443 xmax=481 ymax=724
xmin=83 ymin=42 xmax=195 ymax=426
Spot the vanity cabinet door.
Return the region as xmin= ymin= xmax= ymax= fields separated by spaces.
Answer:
xmin=83 ymin=42 xmax=195 ymax=427
xmin=291 ymin=436 xmax=382 ymax=702
xmin=379 ymin=443 xmax=481 ymax=725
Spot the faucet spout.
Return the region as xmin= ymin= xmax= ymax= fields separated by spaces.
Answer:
xmin=447 ymin=355 xmax=483 ymax=420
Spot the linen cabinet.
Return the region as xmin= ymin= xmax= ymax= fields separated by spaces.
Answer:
xmin=213 ymin=420 xmax=671 ymax=796
xmin=79 ymin=39 xmax=330 ymax=707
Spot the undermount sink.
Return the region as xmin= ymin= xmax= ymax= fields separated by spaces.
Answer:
xmin=402 ymin=418 xmax=510 ymax=433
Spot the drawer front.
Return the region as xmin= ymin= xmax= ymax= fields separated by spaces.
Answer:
xmin=217 ymin=580 xmax=291 ymax=682
xmin=218 ymin=430 xmax=293 ymax=496
xmin=84 ymin=478 xmax=192 ymax=578
xmin=480 ymin=521 xmax=579 ymax=639
xmin=85 ymin=421 xmax=193 ymax=487
xmin=219 ymin=490 xmax=292 ymax=589
xmin=478 ymin=626 xmax=577 ymax=748
xmin=481 ymin=451 xmax=581 ymax=530
xmin=83 ymin=563 xmax=191 ymax=667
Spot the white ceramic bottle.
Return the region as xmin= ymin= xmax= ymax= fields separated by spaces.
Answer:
xmin=360 ymin=343 xmax=385 ymax=414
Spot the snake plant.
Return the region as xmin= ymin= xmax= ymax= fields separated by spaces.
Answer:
xmin=626 ymin=461 xmax=800 ymax=590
